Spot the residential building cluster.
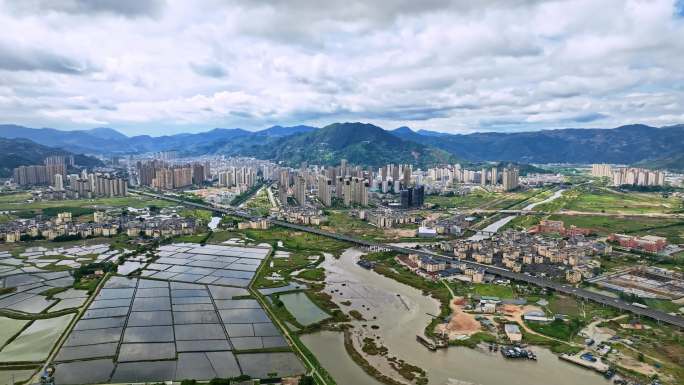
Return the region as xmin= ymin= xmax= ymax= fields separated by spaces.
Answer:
xmin=398 ymin=230 xmax=602 ymax=283
xmin=12 ymin=155 xmax=71 ymax=186
xmin=396 ymin=254 xmax=487 ymax=283
xmin=451 ymin=230 xmax=608 ymax=282
xmin=420 ymin=214 xmax=472 ymax=236
xmin=399 ymin=186 xmax=425 ymax=209
xmin=399 ymin=164 xmax=521 ymax=193
xmin=236 ymin=219 xmax=270 ymax=230
xmin=449 ymin=165 xmax=519 ymax=191
xmin=209 ymin=156 xmax=274 ymax=181
xmin=337 ymin=176 xmax=370 ymax=206
xmin=267 ymin=160 xmax=528 ymax=211
xmin=277 ymin=160 xmax=370 ymax=208
xmin=353 ymin=208 xmax=421 ymax=228
xmin=217 ymin=167 xmax=258 ymax=189
xmin=591 ymin=164 xmax=666 ymax=187
xmin=374 ymin=163 xmax=413 ymax=194
xmin=0 ymin=211 xmax=198 ymax=243
xmin=41 ymin=170 xmax=128 ymax=200
xmin=529 ymin=220 xmax=593 ymax=237
xmin=521 ymin=173 xmax=566 ymax=186
xmin=136 ymin=160 xmax=210 ymax=190
xmin=275 ymin=207 xmax=327 ymax=225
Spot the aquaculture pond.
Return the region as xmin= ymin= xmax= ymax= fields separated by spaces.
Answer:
xmin=277 ymin=292 xmax=329 ymax=326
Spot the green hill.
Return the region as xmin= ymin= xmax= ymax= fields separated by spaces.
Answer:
xmin=390 ymin=124 xmax=684 ymax=165
xmin=0 ymin=138 xmax=103 ymax=178
xmin=636 ymin=153 xmax=684 ymax=172
xmin=243 ymin=122 xmax=456 ymax=167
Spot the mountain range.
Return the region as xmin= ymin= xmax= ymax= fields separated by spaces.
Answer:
xmin=1 ymin=122 xmax=684 ymax=170
xmin=0 ymin=124 xmax=318 ymax=155
xmin=390 ymin=124 xmax=684 ymax=166
xmin=241 ymin=122 xmax=455 ymax=167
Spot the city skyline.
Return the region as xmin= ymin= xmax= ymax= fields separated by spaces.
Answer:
xmin=1 ymin=0 xmax=683 ymax=135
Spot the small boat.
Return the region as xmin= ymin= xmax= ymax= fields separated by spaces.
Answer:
xmin=416 ymin=335 xmax=437 ymax=351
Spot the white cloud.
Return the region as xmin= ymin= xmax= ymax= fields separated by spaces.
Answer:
xmin=0 ymin=0 xmax=682 ymax=135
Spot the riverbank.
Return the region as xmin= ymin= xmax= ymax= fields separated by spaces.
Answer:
xmin=297 ymin=247 xmax=612 ymax=385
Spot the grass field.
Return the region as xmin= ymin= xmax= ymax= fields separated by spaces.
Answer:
xmin=0 ymin=192 xmax=31 ymax=204
xmin=0 ymin=193 xmax=177 ymax=214
xmin=566 ymin=188 xmax=679 ymax=214
xmin=643 ymin=298 xmax=682 ymax=313
xmin=0 ymin=193 xmax=179 ymax=224
xmin=253 ymin=251 xmax=318 ymax=288
xmin=471 ymin=283 xmax=515 ymax=298
xmin=296 ymin=267 xmax=326 ymax=281
xmin=526 ymin=319 xmax=583 ymax=341
xmin=489 ymin=188 xmax=551 ymax=210
xmin=322 ymin=211 xmax=386 ymax=240
xmin=548 ymin=295 xmax=582 ymax=317
xmin=534 ymin=186 xmax=681 ymax=214
xmin=501 ymin=214 xmax=541 ymax=231
xmin=224 ymin=226 xmax=351 ymax=257
xmin=425 ymin=190 xmax=499 ymax=209
xmin=244 ymin=187 xmax=272 ymax=217
xmin=0 ymin=213 xmax=14 ymax=224
xmin=427 ymin=187 xmax=551 ymax=211
xmin=179 ymin=208 xmax=213 ymax=222
xmin=548 ymin=214 xmax=684 ymax=244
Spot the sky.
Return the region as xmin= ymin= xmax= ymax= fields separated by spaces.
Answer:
xmin=1 ymin=0 xmax=683 ymax=136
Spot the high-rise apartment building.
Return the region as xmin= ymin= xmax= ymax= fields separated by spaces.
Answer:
xmin=317 ymin=175 xmax=332 ymax=206
xmin=399 ymin=185 xmax=424 ymax=209
xmin=13 ymin=164 xmax=66 ymax=186
xmin=340 ymin=159 xmax=348 ymax=177
xmin=192 ymin=163 xmax=210 ymax=185
xmin=294 ymin=176 xmax=306 ymax=205
xmin=591 ymin=164 xmax=613 ymax=178
xmin=402 ymin=165 xmax=411 ymax=187
xmin=54 ymin=174 xmax=64 ymax=191
xmin=137 ymin=160 xmax=211 ymax=190
xmin=45 ymin=155 xmax=74 ymax=167
xmin=601 ymin=166 xmax=666 ymax=187
xmin=502 ymin=168 xmax=520 ymax=191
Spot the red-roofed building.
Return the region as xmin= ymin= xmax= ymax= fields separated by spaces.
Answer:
xmin=608 ymin=234 xmax=667 ymax=253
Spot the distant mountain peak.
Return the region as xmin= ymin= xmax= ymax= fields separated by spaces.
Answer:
xmin=416 ymin=129 xmax=451 ymax=137
xmin=206 ymin=127 xmax=250 ymax=134
xmin=86 ymin=127 xmax=129 ymax=140
xmin=392 ymin=126 xmax=415 ymax=134
xmin=239 ymin=121 xmax=455 ymax=167
xmin=258 ymin=125 xmax=317 ymax=137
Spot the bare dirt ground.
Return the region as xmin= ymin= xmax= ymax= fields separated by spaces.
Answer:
xmin=385 ymin=228 xmax=418 ymax=238
xmin=435 ymin=297 xmax=481 ymax=339
xmin=614 ymin=354 xmax=659 ymax=377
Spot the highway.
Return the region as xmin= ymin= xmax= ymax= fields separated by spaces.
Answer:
xmin=132 ymin=189 xmax=684 ymax=329
xmin=469 ymin=209 xmax=684 ymax=219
